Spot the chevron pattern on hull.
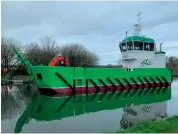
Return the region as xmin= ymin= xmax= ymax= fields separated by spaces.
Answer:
xmin=39 ymin=81 xmax=171 ymax=97
xmin=24 ymin=66 xmax=171 ymax=105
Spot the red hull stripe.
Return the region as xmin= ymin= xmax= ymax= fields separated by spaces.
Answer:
xmin=39 ymin=82 xmax=171 ymax=97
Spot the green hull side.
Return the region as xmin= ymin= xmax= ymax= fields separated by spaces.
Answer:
xmin=32 ymin=90 xmax=170 ymax=121
xmin=29 ymin=66 xmax=171 ymax=105
xmin=29 ymin=66 xmax=171 ymax=88
xmin=15 ymin=90 xmax=170 ymax=133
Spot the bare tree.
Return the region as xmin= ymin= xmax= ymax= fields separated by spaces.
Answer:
xmin=25 ymin=42 xmax=43 ymax=65
xmin=39 ymin=36 xmax=59 ymax=55
xmin=166 ymin=56 xmax=178 ymax=73
xmin=1 ymin=37 xmax=21 ymax=72
xmin=58 ymin=44 xmax=99 ymax=67
xmin=25 ymin=36 xmax=59 ymax=65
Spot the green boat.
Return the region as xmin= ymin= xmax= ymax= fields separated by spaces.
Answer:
xmin=15 ymin=92 xmax=142 ymax=133
xmin=13 ymin=13 xmax=173 ymax=133
xmin=12 ymin=13 xmax=172 ymax=108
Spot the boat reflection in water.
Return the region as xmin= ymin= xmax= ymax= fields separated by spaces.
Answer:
xmin=120 ymin=102 xmax=167 ymax=129
xmin=14 ymin=91 xmax=169 ymax=133
xmin=14 ymin=91 xmax=128 ymax=133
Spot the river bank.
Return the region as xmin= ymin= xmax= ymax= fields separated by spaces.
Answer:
xmin=116 ymin=116 xmax=178 ymax=133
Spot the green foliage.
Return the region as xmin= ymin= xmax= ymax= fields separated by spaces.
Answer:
xmin=116 ymin=116 xmax=178 ymax=133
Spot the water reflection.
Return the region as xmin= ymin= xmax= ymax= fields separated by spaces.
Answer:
xmin=1 ymin=84 xmax=124 ymax=133
xmin=120 ymin=102 xmax=167 ymax=129
xmin=1 ymin=78 xmax=178 ymax=133
xmin=15 ymin=90 xmax=127 ymax=133
xmin=120 ymin=77 xmax=178 ymax=129
xmin=1 ymin=84 xmax=38 ymax=121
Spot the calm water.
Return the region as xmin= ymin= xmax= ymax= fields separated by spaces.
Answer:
xmin=1 ymin=78 xmax=178 ymax=133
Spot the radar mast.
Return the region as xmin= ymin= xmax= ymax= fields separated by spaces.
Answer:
xmin=134 ymin=12 xmax=142 ymax=35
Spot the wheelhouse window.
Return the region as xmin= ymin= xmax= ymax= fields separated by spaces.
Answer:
xmin=119 ymin=43 xmax=123 ymax=52
xmin=122 ymin=43 xmax=127 ymax=51
xmin=127 ymin=41 xmax=133 ymax=51
xmin=134 ymin=41 xmax=143 ymax=50
xmin=119 ymin=43 xmax=127 ymax=52
xmin=144 ymin=42 xmax=154 ymax=51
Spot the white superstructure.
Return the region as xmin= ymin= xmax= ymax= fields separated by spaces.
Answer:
xmin=120 ymin=13 xmax=167 ymax=128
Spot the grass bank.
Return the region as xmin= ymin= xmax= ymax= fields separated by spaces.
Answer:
xmin=116 ymin=116 xmax=178 ymax=133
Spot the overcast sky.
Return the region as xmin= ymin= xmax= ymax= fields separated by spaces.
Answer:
xmin=2 ymin=1 xmax=178 ymax=65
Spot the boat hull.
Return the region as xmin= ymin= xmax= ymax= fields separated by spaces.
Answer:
xmin=27 ymin=66 xmax=172 ymax=106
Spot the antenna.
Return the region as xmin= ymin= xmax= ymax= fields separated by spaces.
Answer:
xmin=126 ymin=31 xmax=128 ymax=37
xmin=160 ymin=43 xmax=162 ymax=51
xmin=134 ymin=12 xmax=143 ymax=35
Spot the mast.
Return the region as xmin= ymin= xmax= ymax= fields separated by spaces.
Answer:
xmin=126 ymin=31 xmax=128 ymax=37
xmin=134 ymin=12 xmax=143 ymax=35
xmin=160 ymin=43 xmax=162 ymax=51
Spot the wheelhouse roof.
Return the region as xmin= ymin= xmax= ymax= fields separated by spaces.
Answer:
xmin=122 ymin=36 xmax=155 ymax=43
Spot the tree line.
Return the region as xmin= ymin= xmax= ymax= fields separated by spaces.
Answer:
xmin=1 ymin=36 xmax=178 ymax=77
xmin=1 ymin=36 xmax=100 ymax=76
xmin=166 ymin=56 xmax=178 ymax=74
